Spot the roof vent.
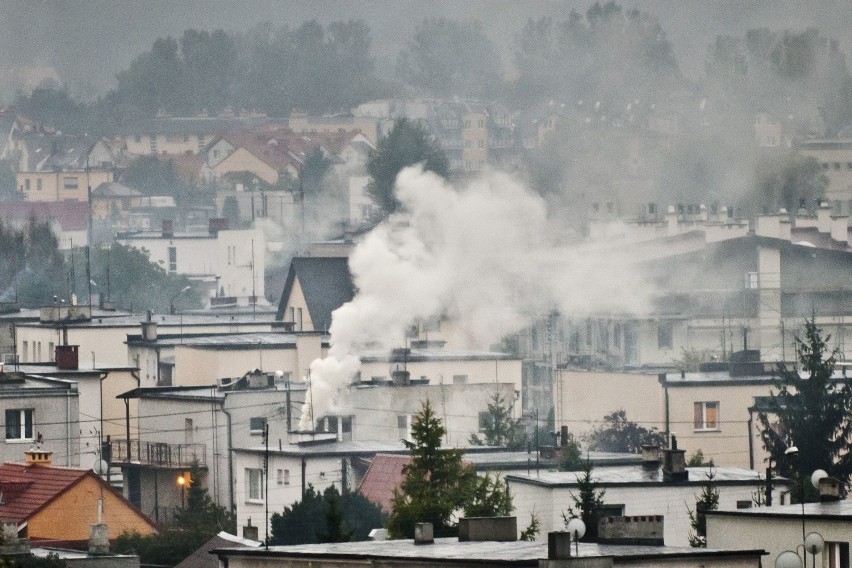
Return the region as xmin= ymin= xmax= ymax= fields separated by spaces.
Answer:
xmin=414 ymin=522 xmax=433 ymax=545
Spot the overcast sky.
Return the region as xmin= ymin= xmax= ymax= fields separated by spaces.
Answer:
xmin=2 ymin=0 xmax=851 ymax=101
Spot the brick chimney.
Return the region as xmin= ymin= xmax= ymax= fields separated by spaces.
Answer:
xmin=24 ymin=446 xmax=53 ymax=467
xmin=89 ymin=523 xmax=109 ymax=554
xmin=662 ymin=435 xmax=687 ymax=482
xmin=55 ymin=344 xmax=79 ymax=370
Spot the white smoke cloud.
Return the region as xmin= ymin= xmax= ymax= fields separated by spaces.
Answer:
xmin=299 ymin=165 xmax=652 ymax=429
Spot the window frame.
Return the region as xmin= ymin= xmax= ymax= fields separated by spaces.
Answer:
xmin=693 ymin=401 xmax=720 ymax=431
xmin=245 ymin=468 xmax=264 ymax=502
xmin=5 ymin=409 xmax=34 ymax=441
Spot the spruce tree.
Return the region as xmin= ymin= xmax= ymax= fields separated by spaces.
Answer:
xmin=757 ymin=318 xmax=852 ymax=497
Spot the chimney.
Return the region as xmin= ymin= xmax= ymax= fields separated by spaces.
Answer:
xmin=209 ymin=217 xmax=229 ymax=235
xmin=55 ymin=344 xmax=79 ymax=370
xmin=548 ymin=532 xmax=573 ymax=559
xmin=458 ymin=517 xmax=517 ymax=542
xmin=24 ymin=447 xmax=53 ymax=467
xmin=641 ymin=444 xmax=661 ymax=469
xmin=141 ymin=310 xmax=158 ymax=341
xmin=89 ymin=523 xmax=109 ymax=554
xmin=560 ymin=426 xmax=570 ymax=448
xmin=598 ymin=516 xmax=664 ymax=546
xmin=830 ymin=215 xmax=848 ymax=244
xmin=819 ymin=477 xmax=842 ymax=502
xmin=0 ymin=522 xmax=29 ymax=555
xmin=414 ymin=522 xmax=434 ymax=545
xmin=662 ymin=435 xmax=687 ymax=482
xmin=161 ymin=219 xmax=174 ymax=237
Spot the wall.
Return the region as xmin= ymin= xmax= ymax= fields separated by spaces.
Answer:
xmin=29 ymin=475 xmax=154 ymax=541
xmin=555 ymin=371 xmax=663 ymax=441
xmin=359 ymin=359 xmax=522 ymax=398
xmin=18 ymin=170 xmax=113 ymax=203
xmin=173 ymin=346 xmax=300 ymax=385
xmin=213 ymin=148 xmax=279 ymax=185
xmin=0 ymin=387 xmax=79 ymax=467
xmin=123 ymin=133 xmax=211 ymax=156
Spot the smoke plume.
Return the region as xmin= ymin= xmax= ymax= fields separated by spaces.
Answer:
xmin=299 ymin=165 xmax=650 ymax=429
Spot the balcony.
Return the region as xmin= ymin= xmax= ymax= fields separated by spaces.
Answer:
xmin=110 ymin=439 xmax=206 ymax=468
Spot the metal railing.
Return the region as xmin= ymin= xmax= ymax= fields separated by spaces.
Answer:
xmin=110 ymin=439 xmax=206 ymax=467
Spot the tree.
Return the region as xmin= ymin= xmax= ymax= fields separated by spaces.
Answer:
xmin=469 ymin=392 xmax=525 ymax=450
xmin=687 ymin=449 xmax=715 ymax=468
xmin=519 ymin=512 xmax=540 ymax=542
xmin=396 ymin=18 xmax=502 ymax=98
xmin=366 ymin=118 xmax=449 ymax=216
xmin=754 ymin=153 xmax=828 ymax=214
xmin=0 ymin=219 xmax=67 ymax=307
xmin=585 ymin=410 xmax=667 ymax=454
xmin=387 ymin=399 xmax=475 ymax=538
xmin=114 ymin=464 xmax=234 ymax=567
xmin=118 ymin=155 xmax=193 ymax=198
xmin=688 ymin=470 xmax=719 ymax=547
xmin=757 ymin=319 xmax=852 ymax=498
xmin=270 ymin=485 xmax=386 ymax=545
xmin=562 ymin=460 xmax=606 ymax=542
xmin=557 ymin=434 xmax=584 ymax=472
xmin=463 ymin=473 xmax=513 ymax=518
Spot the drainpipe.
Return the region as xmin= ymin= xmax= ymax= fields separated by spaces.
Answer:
xmin=66 ymin=388 xmax=73 ymax=466
xmin=301 ymin=457 xmax=307 ymax=499
xmin=747 ymin=408 xmax=755 ymax=470
xmin=220 ymin=401 xmax=235 ymax=513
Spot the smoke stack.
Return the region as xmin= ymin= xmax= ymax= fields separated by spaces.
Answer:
xmin=141 ymin=311 xmax=158 ymax=341
xmin=641 ymin=444 xmax=661 ymax=468
xmin=662 ymin=434 xmax=687 ymax=482
xmin=414 ymin=523 xmax=434 ymax=545
xmin=819 ymin=477 xmax=842 ymax=502
xmin=547 ymin=532 xmax=573 ymax=559
xmin=89 ymin=523 xmax=109 ymax=554
xmin=55 ymin=344 xmax=79 ymax=370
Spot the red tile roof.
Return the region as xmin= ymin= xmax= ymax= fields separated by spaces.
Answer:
xmin=0 ymin=201 xmax=89 ymax=232
xmin=0 ymin=463 xmax=89 ymax=524
xmin=357 ymin=454 xmax=411 ymax=514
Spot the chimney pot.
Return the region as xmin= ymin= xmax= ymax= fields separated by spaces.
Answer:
xmin=414 ymin=523 xmax=434 ymax=545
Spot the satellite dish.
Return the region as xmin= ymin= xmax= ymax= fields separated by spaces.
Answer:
xmin=93 ymin=458 xmax=109 ymax=475
xmin=566 ymin=518 xmax=586 ymax=540
xmin=811 ymin=469 xmax=829 ymax=489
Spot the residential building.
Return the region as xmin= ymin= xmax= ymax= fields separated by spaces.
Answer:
xmin=287 ymin=112 xmax=380 ymax=145
xmin=0 ymin=369 xmax=79 ymax=467
xmin=112 ymin=372 xmax=307 ymax=523
xmin=90 ymin=182 xmax=144 ymax=222
xmin=118 ymin=222 xmax=265 ymax=305
xmin=114 ymin=115 xmax=274 ymax=157
xmin=175 ymin=532 xmax=260 ymax=568
xmin=0 ymin=449 xmax=156 ymax=544
xmin=800 ymin=138 xmax=852 ymax=210
xmin=507 ymin=462 xmax=789 ymax=547
xmin=0 ymin=201 xmax=90 ymax=250
xmin=707 ymin=499 xmax=852 ymax=568
xmin=277 ymin=257 xmax=354 ymax=332
xmin=14 ymin=307 xmax=278 ymax=368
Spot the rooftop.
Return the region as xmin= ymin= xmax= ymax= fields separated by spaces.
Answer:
xmin=708 ymin=499 xmax=852 ymax=520
xmin=127 ymin=331 xmax=327 ymax=350
xmin=213 ymin=538 xmax=765 ymax=565
xmin=506 ymin=466 xmax=782 ymax=488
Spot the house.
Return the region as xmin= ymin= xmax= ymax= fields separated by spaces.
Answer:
xmin=118 ymin=221 xmax=265 ymax=305
xmin=799 ymin=138 xmax=852 ymax=209
xmin=112 ymin=372 xmax=307 ymax=524
xmin=0 ymin=448 xmax=157 ymax=544
xmin=276 ymin=257 xmax=354 ymax=332
xmin=126 ymin=330 xmax=324 ymax=387
xmin=15 ymin=134 xmax=115 ymax=204
xmin=288 ymin=112 xmax=380 ymax=145
xmin=175 ymin=531 xmax=260 ymax=568
xmin=90 ymin=182 xmax=144 ymax=222
xmin=14 ymin=307 xmax=279 ymax=367
xmin=114 ymin=115 xmax=274 ymax=157
xmin=212 ymin=534 xmax=767 ymax=567
xmin=506 ymin=446 xmax=791 ymax=547
xmin=0 ymin=369 xmax=79 ymax=467
xmin=707 ymin=496 xmax=852 ymax=567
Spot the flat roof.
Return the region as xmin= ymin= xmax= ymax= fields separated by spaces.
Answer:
xmin=129 ymin=332 xmax=327 ymax=349
xmin=506 ymin=466 xmax=784 ymax=488
xmin=708 ymin=499 xmax=852 ymax=520
xmin=360 ymin=348 xmax=521 ymax=363
xmin=661 ymin=370 xmax=852 ymax=386
xmin=212 ymin=538 xmax=766 ymax=565
xmin=465 ymin=450 xmax=640 ymax=470
xmin=17 ymin=313 xmax=279 ymax=329
xmin=235 ymin=440 xmax=409 ymax=458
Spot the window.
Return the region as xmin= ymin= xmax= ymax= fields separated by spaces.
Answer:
xmin=185 ymin=418 xmax=193 ymax=444
xmin=746 ymin=272 xmax=759 ymax=289
xmin=826 ymin=541 xmax=850 ymax=568
xmin=478 ymin=140 xmax=485 ymax=149
xmin=167 ymin=246 xmax=177 ymax=272
xmin=452 ymin=374 xmax=468 ymax=385
xmin=657 ymin=321 xmax=674 ymax=349
xmin=24 ymin=179 xmax=30 ymax=191
xmin=63 ymin=176 xmax=78 ymax=190
xmin=694 ymin=401 xmax=719 ymax=431
xmin=250 ymin=417 xmax=267 ymax=434
xmin=599 ymin=504 xmax=625 ymax=518
xmin=478 ymin=411 xmax=492 ymax=432
xmin=834 ymin=162 xmax=842 ymax=170
xmin=36 ymin=179 xmax=42 ymax=191
xmin=5 ymin=409 xmax=33 ymax=441
xmin=48 ymin=342 xmax=54 ymax=362
xmin=478 ymin=119 xmax=485 ymax=128
xmin=277 ymin=469 xmax=290 ymax=485
xmin=736 ymin=500 xmax=752 ymax=509
xmin=245 ymin=468 xmax=264 ymax=501
xmin=21 ymin=341 xmax=27 ymax=363
xmin=397 ymin=414 xmax=411 ymax=439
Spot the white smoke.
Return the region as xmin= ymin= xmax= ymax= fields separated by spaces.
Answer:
xmin=299 ymin=165 xmax=651 ymax=429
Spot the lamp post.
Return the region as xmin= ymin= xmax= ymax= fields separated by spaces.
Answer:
xmin=170 ymin=285 xmax=192 ymax=315
xmin=176 ymin=472 xmax=189 ymax=508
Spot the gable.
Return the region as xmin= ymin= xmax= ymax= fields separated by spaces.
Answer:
xmin=276 ymin=257 xmax=354 ymax=331
xmin=214 ymin=148 xmax=278 ymax=185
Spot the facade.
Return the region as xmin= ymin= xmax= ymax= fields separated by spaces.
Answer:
xmin=506 ymin=465 xmax=788 ymax=547
xmin=277 ymin=257 xmax=354 ymax=332
xmin=288 ymin=112 xmax=380 ymax=145
xmin=113 ymin=373 xmax=307 ymax=523
xmin=707 ymin=501 xmax=852 ymax=568
xmin=800 ymin=138 xmax=852 ymax=209
xmin=115 ymin=115 xmax=274 ymax=157
xmin=118 ymin=225 xmax=266 ymax=305
xmin=0 ymin=370 xmax=79 ymax=467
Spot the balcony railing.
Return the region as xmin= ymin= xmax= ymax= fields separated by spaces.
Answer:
xmin=110 ymin=439 xmax=206 ymax=467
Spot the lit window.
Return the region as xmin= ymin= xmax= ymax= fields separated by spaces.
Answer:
xmin=5 ymin=409 xmax=34 ymax=440
xmin=245 ymin=468 xmax=264 ymax=501
xmin=694 ymin=401 xmax=719 ymax=430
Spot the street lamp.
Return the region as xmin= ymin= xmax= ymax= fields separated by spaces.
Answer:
xmin=176 ymin=472 xmax=190 ymax=508
xmin=566 ymin=518 xmax=585 ymax=556
xmin=170 ymin=285 xmax=192 ymax=315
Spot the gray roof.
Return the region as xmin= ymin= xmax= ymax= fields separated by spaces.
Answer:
xmin=114 ymin=116 xmax=274 ymax=136
xmin=276 ymin=257 xmax=354 ymax=331
xmin=506 ymin=466 xmax=786 ymax=488
xmin=92 ymin=182 xmax=141 ymax=198
xmin=360 ymin=348 xmax=520 ymax=363
xmin=236 ymin=440 xmax=408 ymax=458
xmin=212 ymin=538 xmax=766 ymax=565
xmin=709 ymin=499 xmax=852 ymax=520
xmin=465 ymin=450 xmax=640 ymax=471
xmin=176 ymin=531 xmax=260 ymax=568
xmin=127 ymin=331 xmax=327 ymax=350
xmin=18 ymin=313 xmax=278 ymax=330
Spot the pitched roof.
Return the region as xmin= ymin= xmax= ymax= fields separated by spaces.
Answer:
xmin=357 ymin=453 xmax=410 ymax=513
xmin=276 ymin=257 xmax=354 ymax=331
xmin=0 ymin=463 xmax=89 ymax=523
xmin=175 ymin=531 xmax=261 ymax=568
